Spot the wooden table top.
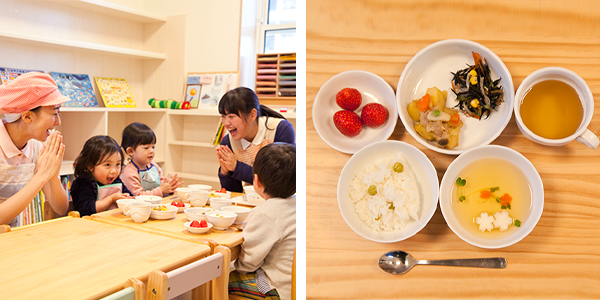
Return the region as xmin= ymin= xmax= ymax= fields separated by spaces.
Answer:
xmin=89 ymin=196 xmax=246 ymax=251
xmin=306 ymin=1 xmax=600 ymax=298
xmin=0 ymin=217 xmax=211 ymax=300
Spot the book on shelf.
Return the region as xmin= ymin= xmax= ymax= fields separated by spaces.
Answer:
xmin=0 ymin=67 xmax=44 ymax=85
xmin=211 ymin=120 xmax=228 ymax=146
xmin=94 ymin=77 xmax=137 ymax=108
xmin=50 ymin=72 xmax=98 ymax=107
xmin=17 ymin=191 xmax=45 ymax=227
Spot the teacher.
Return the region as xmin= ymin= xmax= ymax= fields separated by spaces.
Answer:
xmin=216 ymin=87 xmax=295 ymax=193
xmin=0 ymin=72 xmax=69 ymax=226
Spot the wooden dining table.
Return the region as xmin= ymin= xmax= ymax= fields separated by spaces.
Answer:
xmin=0 ymin=216 xmax=211 ymax=300
xmin=307 ymin=0 xmax=600 ymax=298
xmin=89 ymin=195 xmax=248 ymax=260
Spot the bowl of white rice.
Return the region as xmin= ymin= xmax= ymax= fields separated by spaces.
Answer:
xmin=337 ymin=140 xmax=439 ymax=243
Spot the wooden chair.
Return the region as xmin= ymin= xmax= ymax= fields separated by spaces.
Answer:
xmin=146 ymin=245 xmax=231 ymax=300
xmin=68 ymin=211 xmax=80 ymax=218
xmin=99 ymin=278 xmax=145 ymax=300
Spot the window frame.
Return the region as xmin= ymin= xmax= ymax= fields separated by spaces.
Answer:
xmin=256 ymin=0 xmax=297 ymax=54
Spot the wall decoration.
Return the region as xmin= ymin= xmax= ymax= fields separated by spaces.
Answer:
xmin=50 ymin=72 xmax=98 ymax=107
xmin=183 ymin=72 xmax=239 ymax=109
xmin=94 ymin=77 xmax=136 ymax=108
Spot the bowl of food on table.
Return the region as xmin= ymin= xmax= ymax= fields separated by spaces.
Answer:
xmin=169 ymin=199 xmax=190 ymax=213
xmin=149 ymin=204 xmax=178 ymax=220
xmin=187 ymin=184 xmax=212 ymax=191
xmin=184 ymin=207 xmax=213 ymax=222
xmin=135 ymin=195 xmax=162 ymax=205
xmin=205 ymin=210 xmax=237 ymax=230
xmin=184 ymin=220 xmax=213 ymax=234
xmin=313 ymin=70 xmax=398 ymax=154
xmin=397 ymin=39 xmax=514 ymax=155
xmin=337 ymin=140 xmax=439 ymax=243
xmin=221 ymin=206 xmax=252 ymax=224
xmin=439 ymin=145 xmax=544 ymax=249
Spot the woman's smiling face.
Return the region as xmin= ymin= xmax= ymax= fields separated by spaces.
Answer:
xmin=31 ymin=105 xmax=61 ymax=142
xmin=221 ymin=109 xmax=257 ymax=141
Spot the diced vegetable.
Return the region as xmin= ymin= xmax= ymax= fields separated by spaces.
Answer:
xmin=450 ymin=113 xmax=460 ymax=125
xmin=407 ymin=100 xmax=421 ymax=121
xmin=426 ymin=110 xmax=451 ymax=122
xmin=475 ymin=212 xmax=495 ymax=232
xmin=493 ymin=210 xmax=513 ymax=232
xmin=414 ymin=123 xmax=434 ymax=140
xmin=418 ymin=93 xmax=430 ymax=111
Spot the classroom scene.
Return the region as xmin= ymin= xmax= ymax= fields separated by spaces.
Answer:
xmin=0 ymin=1 xmax=297 ymax=300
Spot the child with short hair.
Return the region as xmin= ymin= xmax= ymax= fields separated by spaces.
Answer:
xmin=120 ymin=122 xmax=183 ymax=196
xmin=229 ymin=142 xmax=296 ymax=300
xmin=71 ymin=135 xmax=133 ymax=216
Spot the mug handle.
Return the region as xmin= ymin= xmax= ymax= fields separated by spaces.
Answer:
xmin=576 ymin=129 xmax=599 ymax=149
xmin=185 ymin=193 xmax=191 ymax=201
xmin=123 ymin=205 xmax=131 ymax=214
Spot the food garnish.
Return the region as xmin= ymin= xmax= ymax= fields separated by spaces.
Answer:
xmin=475 ymin=212 xmax=495 ymax=232
xmin=451 ymin=52 xmax=504 ymax=120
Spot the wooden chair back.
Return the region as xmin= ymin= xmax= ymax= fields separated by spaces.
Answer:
xmin=146 ymin=245 xmax=230 ymax=300
xmin=99 ymin=278 xmax=145 ymax=300
xmin=0 ymin=224 xmax=10 ymax=234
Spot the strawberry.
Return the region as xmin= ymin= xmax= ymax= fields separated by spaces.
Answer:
xmin=336 ymin=88 xmax=362 ymax=111
xmin=219 ymin=188 xmax=226 ymax=193
xmin=360 ymin=103 xmax=388 ymax=128
xmin=333 ymin=110 xmax=363 ymax=137
xmin=200 ymin=220 xmax=208 ymax=228
xmin=190 ymin=220 xmax=201 ymax=228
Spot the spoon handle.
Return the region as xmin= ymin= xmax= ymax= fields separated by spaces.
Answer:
xmin=418 ymin=258 xmax=507 ymax=269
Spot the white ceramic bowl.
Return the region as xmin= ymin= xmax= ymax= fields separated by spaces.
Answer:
xmin=208 ymin=192 xmax=231 ymax=199
xmin=188 ymin=184 xmax=212 ymax=191
xmin=397 ymin=39 xmax=515 ymax=155
xmin=337 ymin=140 xmax=439 ymax=243
xmin=221 ymin=206 xmax=252 ymax=224
xmin=135 ymin=195 xmax=163 ymax=205
xmin=149 ymin=204 xmax=178 ymax=220
xmin=184 ymin=221 xmax=213 ymax=234
xmin=184 ymin=207 xmax=213 ymax=221
xmin=243 ymin=185 xmax=257 ymax=195
xmin=313 ymin=70 xmax=398 ymax=154
xmin=210 ymin=198 xmax=233 ymax=210
xmin=439 ymin=145 xmax=544 ymax=249
xmin=206 ymin=211 xmax=237 ymax=230
xmin=116 ymin=198 xmax=136 ymax=215
xmin=168 ymin=201 xmax=190 ymax=213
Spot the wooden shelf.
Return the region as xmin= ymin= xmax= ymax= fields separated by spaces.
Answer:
xmin=0 ymin=31 xmax=166 ymax=60
xmin=255 ymin=52 xmax=296 ymax=101
xmin=59 ymin=160 xmax=75 ymax=176
xmin=176 ymin=172 xmax=219 ymax=183
xmin=168 ymin=141 xmax=214 ymax=148
xmin=60 ymin=107 xmax=168 ymax=113
xmin=41 ymin=0 xmax=166 ymax=23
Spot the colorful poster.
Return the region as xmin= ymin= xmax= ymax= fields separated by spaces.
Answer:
xmin=50 ymin=72 xmax=98 ymax=107
xmin=0 ymin=67 xmax=44 ymax=84
xmin=94 ymin=77 xmax=136 ymax=108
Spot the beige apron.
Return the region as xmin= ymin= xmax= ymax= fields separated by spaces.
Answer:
xmin=230 ymin=117 xmax=283 ymax=167
xmin=0 ymin=163 xmax=36 ymax=227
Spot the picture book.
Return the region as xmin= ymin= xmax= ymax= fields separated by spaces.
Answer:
xmin=50 ymin=72 xmax=98 ymax=107
xmin=0 ymin=67 xmax=44 ymax=84
xmin=94 ymin=77 xmax=136 ymax=108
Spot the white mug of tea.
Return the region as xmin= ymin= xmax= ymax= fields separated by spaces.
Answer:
xmin=514 ymin=67 xmax=599 ymax=149
xmin=123 ymin=201 xmax=151 ymax=223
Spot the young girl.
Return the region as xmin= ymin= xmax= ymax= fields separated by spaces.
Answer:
xmin=120 ymin=122 xmax=183 ymax=196
xmin=216 ymin=87 xmax=295 ymax=193
xmin=229 ymin=143 xmax=296 ymax=300
xmin=71 ymin=135 xmax=133 ymax=216
xmin=0 ymin=72 xmax=69 ymax=226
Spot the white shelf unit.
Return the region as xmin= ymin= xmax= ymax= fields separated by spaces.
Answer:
xmin=40 ymin=0 xmax=167 ymax=23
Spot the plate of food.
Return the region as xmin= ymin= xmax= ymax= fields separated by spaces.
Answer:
xmin=337 ymin=140 xmax=439 ymax=243
xmin=313 ymin=70 xmax=398 ymax=154
xmin=397 ymin=39 xmax=514 ymax=155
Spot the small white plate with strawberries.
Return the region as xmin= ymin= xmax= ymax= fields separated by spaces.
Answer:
xmin=313 ymin=70 xmax=398 ymax=154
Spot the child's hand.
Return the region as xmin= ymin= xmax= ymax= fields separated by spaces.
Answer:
xmin=160 ymin=173 xmax=184 ymax=195
xmin=111 ymin=193 xmax=133 ymax=203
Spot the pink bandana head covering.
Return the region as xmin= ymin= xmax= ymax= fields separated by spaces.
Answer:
xmin=0 ymin=72 xmax=70 ymax=121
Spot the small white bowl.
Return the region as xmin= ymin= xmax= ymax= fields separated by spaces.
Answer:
xmin=208 ymin=192 xmax=231 ymax=199
xmin=188 ymin=184 xmax=212 ymax=191
xmin=337 ymin=140 xmax=439 ymax=243
xmin=206 ymin=211 xmax=237 ymax=230
xmin=243 ymin=186 xmax=257 ymax=195
xmin=184 ymin=207 xmax=213 ymax=221
xmin=313 ymin=70 xmax=398 ymax=154
xmin=168 ymin=201 xmax=190 ymax=213
xmin=396 ymin=39 xmax=514 ymax=155
xmin=184 ymin=221 xmax=213 ymax=234
xmin=221 ymin=206 xmax=252 ymax=224
xmin=135 ymin=195 xmax=163 ymax=205
xmin=116 ymin=198 xmax=136 ymax=215
xmin=149 ymin=204 xmax=178 ymax=220
xmin=210 ymin=198 xmax=233 ymax=210
xmin=439 ymin=145 xmax=544 ymax=249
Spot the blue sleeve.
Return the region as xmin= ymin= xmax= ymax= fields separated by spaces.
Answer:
xmin=71 ymin=176 xmax=98 ymax=216
xmin=274 ymin=119 xmax=296 ymax=145
xmin=218 ymin=134 xmax=244 ymax=193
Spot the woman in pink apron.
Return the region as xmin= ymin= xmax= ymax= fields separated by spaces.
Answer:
xmin=216 ymin=87 xmax=296 ymax=193
xmin=0 ymin=72 xmax=70 ymax=226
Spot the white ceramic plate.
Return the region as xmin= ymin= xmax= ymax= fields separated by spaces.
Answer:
xmin=313 ymin=70 xmax=398 ymax=154
xmin=439 ymin=145 xmax=544 ymax=249
xmin=397 ymin=39 xmax=515 ymax=155
xmin=231 ymin=196 xmax=258 ymax=207
xmin=337 ymin=141 xmax=439 ymax=243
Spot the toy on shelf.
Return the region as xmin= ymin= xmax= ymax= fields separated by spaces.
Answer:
xmin=148 ymin=98 xmax=191 ymax=109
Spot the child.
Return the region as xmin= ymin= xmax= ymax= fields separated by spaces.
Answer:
xmin=216 ymin=87 xmax=295 ymax=193
xmin=71 ymin=135 xmax=133 ymax=216
xmin=229 ymin=142 xmax=296 ymax=300
xmin=119 ymin=122 xmax=183 ymax=196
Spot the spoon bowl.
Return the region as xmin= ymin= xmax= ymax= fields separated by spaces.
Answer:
xmin=378 ymin=250 xmax=507 ymax=274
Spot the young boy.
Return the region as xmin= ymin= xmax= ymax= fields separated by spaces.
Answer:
xmin=229 ymin=142 xmax=296 ymax=300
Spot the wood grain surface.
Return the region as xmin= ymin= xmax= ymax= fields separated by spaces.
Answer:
xmin=306 ymin=0 xmax=600 ymax=298
xmin=0 ymin=217 xmax=211 ymax=300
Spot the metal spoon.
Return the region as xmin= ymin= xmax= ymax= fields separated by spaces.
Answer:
xmin=378 ymin=251 xmax=507 ymax=274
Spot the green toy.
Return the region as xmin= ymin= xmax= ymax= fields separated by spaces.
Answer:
xmin=148 ymin=98 xmax=191 ymax=109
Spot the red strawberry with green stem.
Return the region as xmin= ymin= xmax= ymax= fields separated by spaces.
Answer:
xmin=361 ymin=103 xmax=388 ymax=128
xmin=336 ymin=88 xmax=362 ymax=111
xmin=333 ymin=110 xmax=363 ymax=137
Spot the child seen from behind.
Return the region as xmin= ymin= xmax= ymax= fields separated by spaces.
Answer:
xmin=229 ymin=142 xmax=296 ymax=300
xmin=120 ymin=122 xmax=183 ymax=197
xmin=71 ymin=135 xmax=133 ymax=216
